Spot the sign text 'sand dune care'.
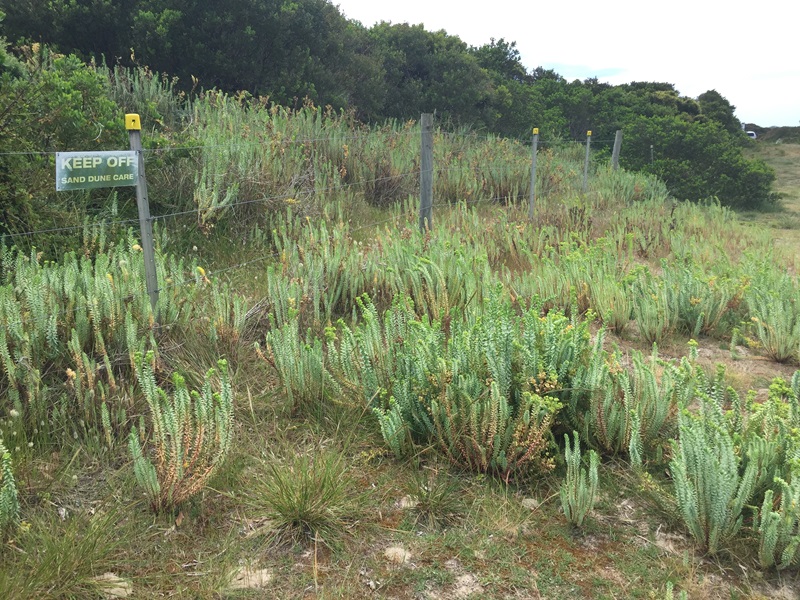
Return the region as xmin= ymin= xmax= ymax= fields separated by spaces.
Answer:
xmin=56 ymin=151 xmax=138 ymax=191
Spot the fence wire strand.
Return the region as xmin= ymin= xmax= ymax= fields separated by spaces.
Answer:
xmin=2 ymin=120 xmax=620 ymax=330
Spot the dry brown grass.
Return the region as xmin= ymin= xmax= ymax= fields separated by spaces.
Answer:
xmin=742 ymin=143 xmax=800 ymax=255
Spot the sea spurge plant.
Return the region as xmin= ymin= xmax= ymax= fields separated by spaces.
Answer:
xmin=631 ymin=274 xmax=679 ymax=346
xmin=363 ymin=289 xmax=569 ymax=478
xmin=560 ymin=432 xmax=599 ymax=527
xmin=738 ymin=375 xmax=800 ymax=497
xmin=326 ymin=295 xmax=411 ymax=406
xmin=664 ymin=266 xmax=742 ymax=337
xmin=0 ymin=236 xmax=203 ymax=446
xmin=519 ymin=304 xmax=593 ymax=401
xmin=588 ymin=274 xmax=632 ymax=335
xmin=568 ymin=342 xmax=679 ymax=464
xmin=755 ymin=475 xmax=800 ymax=570
xmin=620 ymin=347 xmax=681 ymax=464
xmin=262 ymin=319 xmax=341 ymax=416
xmin=565 ymin=333 xmax=619 ymax=449
xmin=664 ymin=582 xmax=688 ymax=600
xmin=747 ymin=275 xmax=800 ymax=363
xmin=129 ymin=351 xmax=234 ymax=513
xmin=670 ymin=395 xmax=758 ymax=554
xmin=431 ymin=381 xmax=561 ymax=479
xmin=0 ymin=441 xmax=19 ymax=536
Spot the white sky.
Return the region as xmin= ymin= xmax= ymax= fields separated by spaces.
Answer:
xmin=334 ymin=0 xmax=799 ymax=127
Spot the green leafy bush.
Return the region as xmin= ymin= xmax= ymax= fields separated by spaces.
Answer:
xmin=0 ymin=44 xmax=125 ymax=244
xmin=622 ymin=115 xmax=775 ymax=210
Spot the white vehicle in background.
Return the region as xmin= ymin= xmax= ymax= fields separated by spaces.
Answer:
xmin=746 ymin=131 xmax=757 ymax=139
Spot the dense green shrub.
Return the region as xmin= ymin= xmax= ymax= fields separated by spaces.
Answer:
xmin=0 ymin=43 xmax=126 ymax=251
xmin=621 ymin=115 xmax=775 ymax=209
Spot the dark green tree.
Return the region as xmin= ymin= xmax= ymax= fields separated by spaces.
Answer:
xmin=369 ymin=23 xmax=494 ymax=127
xmin=698 ymin=89 xmax=741 ymax=135
xmin=470 ymin=38 xmax=536 ymax=137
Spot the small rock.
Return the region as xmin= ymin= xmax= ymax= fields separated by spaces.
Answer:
xmin=444 ymin=558 xmax=461 ymax=571
xmin=398 ymin=495 xmax=418 ymax=509
xmin=521 ymin=497 xmax=540 ymax=510
xmin=93 ymin=573 xmax=132 ymax=599
xmin=453 ymin=573 xmax=483 ymax=598
xmin=384 ymin=546 xmax=411 ymax=564
xmin=228 ymin=567 xmax=273 ymax=589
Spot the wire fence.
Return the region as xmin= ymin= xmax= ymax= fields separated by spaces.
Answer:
xmin=0 ymin=115 xmax=648 ymax=446
xmin=0 ymin=131 xmax=612 ymax=158
xmin=1 ymin=119 xmax=625 ymax=335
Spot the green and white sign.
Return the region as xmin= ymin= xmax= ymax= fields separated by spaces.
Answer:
xmin=56 ymin=151 xmax=138 ymax=191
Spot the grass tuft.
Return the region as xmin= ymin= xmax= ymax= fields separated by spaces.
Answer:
xmin=247 ymin=445 xmax=365 ymax=550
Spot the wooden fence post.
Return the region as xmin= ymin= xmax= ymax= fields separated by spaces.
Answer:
xmin=528 ymin=127 xmax=539 ymax=220
xmin=582 ymin=130 xmax=592 ymax=193
xmin=126 ymin=113 xmax=159 ymax=321
xmin=611 ymin=130 xmax=623 ymax=170
xmin=419 ymin=113 xmax=433 ymax=233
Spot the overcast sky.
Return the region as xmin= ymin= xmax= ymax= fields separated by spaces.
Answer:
xmin=334 ymin=0 xmax=799 ymax=127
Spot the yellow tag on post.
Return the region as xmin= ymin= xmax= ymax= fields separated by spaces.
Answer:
xmin=125 ymin=114 xmax=141 ymax=131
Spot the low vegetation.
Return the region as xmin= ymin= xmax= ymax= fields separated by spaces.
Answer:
xmin=1 ymin=51 xmax=800 ymax=598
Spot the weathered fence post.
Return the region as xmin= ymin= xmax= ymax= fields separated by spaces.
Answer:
xmin=419 ymin=113 xmax=434 ymax=233
xmin=528 ymin=127 xmax=539 ymax=220
xmin=126 ymin=113 xmax=159 ymax=320
xmin=582 ymin=130 xmax=592 ymax=193
xmin=611 ymin=129 xmax=623 ymax=170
